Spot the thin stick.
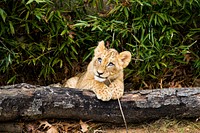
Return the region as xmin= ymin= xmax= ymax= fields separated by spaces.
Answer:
xmin=118 ymin=98 xmax=128 ymax=133
xmin=108 ymin=79 xmax=128 ymax=132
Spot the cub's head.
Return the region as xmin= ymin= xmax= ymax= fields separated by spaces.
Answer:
xmin=92 ymin=41 xmax=131 ymax=82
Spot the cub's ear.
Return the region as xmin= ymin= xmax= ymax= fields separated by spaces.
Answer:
xmin=94 ymin=40 xmax=106 ymax=56
xmin=119 ymin=51 xmax=132 ymax=68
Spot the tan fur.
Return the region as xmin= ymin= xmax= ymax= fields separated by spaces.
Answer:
xmin=64 ymin=41 xmax=131 ymax=101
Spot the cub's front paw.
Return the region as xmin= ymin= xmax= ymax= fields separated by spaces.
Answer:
xmin=96 ymin=91 xmax=112 ymax=101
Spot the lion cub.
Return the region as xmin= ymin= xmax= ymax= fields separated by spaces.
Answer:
xmin=64 ymin=41 xmax=131 ymax=101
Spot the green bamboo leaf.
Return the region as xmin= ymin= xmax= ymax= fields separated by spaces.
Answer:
xmin=108 ymin=5 xmax=121 ymax=15
xmin=32 ymin=58 xmax=37 ymax=66
xmin=175 ymin=0 xmax=182 ymax=6
xmin=143 ymin=2 xmax=152 ymax=7
xmin=47 ymin=11 xmax=54 ymax=21
xmin=82 ymin=49 xmax=94 ymax=62
xmin=26 ymin=0 xmax=34 ymax=4
xmin=73 ymin=22 xmax=89 ymax=27
xmin=71 ymin=45 xmax=78 ymax=55
xmin=113 ymin=20 xmax=123 ymax=24
xmin=155 ymin=62 xmax=160 ymax=69
xmin=190 ymin=28 xmax=200 ymax=31
xmin=157 ymin=13 xmax=167 ymax=22
xmin=52 ymin=58 xmax=61 ymax=67
xmin=91 ymin=26 xmax=97 ymax=31
xmin=7 ymin=54 xmax=11 ymax=67
xmin=70 ymin=51 xmax=78 ymax=61
xmin=50 ymin=66 xmax=55 ymax=74
xmin=60 ymin=60 xmax=63 ymax=68
xmin=32 ymin=22 xmax=42 ymax=31
xmin=132 ymin=34 xmax=140 ymax=43
xmin=60 ymin=29 xmax=68 ymax=36
xmin=169 ymin=16 xmax=176 ymax=22
xmin=39 ymin=67 xmax=45 ymax=78
xmin=149 ymin=13 xmax=154 ymax=26
xmin=0 ymin=8 xmax=7 ymax=22
xmin=25 ymin=11 xmax=29 ymax=20
xmin=154 ymin=15 xmax=157 ymax=25
xmin=59 ymin=43 xmax=67 ymax=51
xmin=20 ymin=43 xmax=26 ymax=50
xmin=136 ymin=0 xmax=143 ymax=6
xmin=65 ymin=56 xmax=72 ymax=67
xmin=7 ymin=75 xmax=16 ymax=84
xmin=39 ymin=43 xmax=45 ymax=52
xmin=97 ymin=26 xmax=102 ymax=31
xmin=148 ymin=74 xmax=157 ymax=79
xmin=140 ymin=28 xmax=145 ymax=42
xmin=162 ymin=25 xmax=166 ymax=33
xmin=160 ymin=62 xmax=167 ymax=67
xmin=124 ymin=7 xmax=129 ymax=19
xmin=35 ymin=0 xmax=48 ymax=3
xmin=50 ymin=22 xmax=55 ymax=32
xmin=133 ymin=15 xmax=144 ymax=21
xmin=88 ymin=15 xmax=98 ymax=19
xmin=157 ymin=17 xmax=163 ymax=26
xmin=176 ymin=59 xmax=187 ymax=64
xmin=169 ymin=1 xmax=173 ymax=6
xmin=9 ymin=21 xmax=15 ymax=35
xmin=159 ymin=35 xmax=164 ymax=41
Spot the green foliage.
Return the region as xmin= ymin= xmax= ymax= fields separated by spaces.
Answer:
xmin=0 ymin=0 xmax=81 ymax=83
xmin=74 ymin=0 xmax=200 ymax=87
xmin=0 ymin=0 xmax=199 ymax=88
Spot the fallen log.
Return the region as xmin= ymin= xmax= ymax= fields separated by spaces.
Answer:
xmin=0 ymin=83 xmax=200 ymax=124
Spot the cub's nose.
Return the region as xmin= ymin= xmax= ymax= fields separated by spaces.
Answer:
xmin=97 ymin=71 xmax=103 ymax=76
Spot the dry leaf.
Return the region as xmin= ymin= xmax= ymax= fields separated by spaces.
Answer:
xmin=39 ymin=121 xmax=52 ymax=129
xmin=25 ymin=123 xmax=35 ymax=132
xmin=62 ymin=122 xmax=73 ymax=132
xmin=47 ymin=126 xmax=59 ymax=133
xmin=80 ymin=120 xmax=89 ymax=133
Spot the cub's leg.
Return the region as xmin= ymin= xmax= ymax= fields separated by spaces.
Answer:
xmin=77 ymin=80 xmax=112 ymax=101
xmin=108 ymin=79 xmax=124 ymax=100
xmin=92 ymin=82 xmax=112 ymax=101
xmin=63 ymin=77 xmax=79 ymax=88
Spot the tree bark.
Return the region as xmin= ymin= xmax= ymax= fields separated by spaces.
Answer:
xmin=0 ymin=83 xmax=200 ymax=124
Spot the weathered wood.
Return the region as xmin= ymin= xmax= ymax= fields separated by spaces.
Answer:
xmin=0 ymin=83 xmax=200 ymax=124
xmin=0 ymin=122 xmax=23 ymax=132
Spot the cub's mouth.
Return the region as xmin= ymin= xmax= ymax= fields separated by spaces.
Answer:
xmin=94 ymin=75 xmax=107 ymax=82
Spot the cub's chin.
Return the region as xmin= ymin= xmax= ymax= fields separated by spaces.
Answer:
xmin=94 ymin=75 xmax=106 ymax=82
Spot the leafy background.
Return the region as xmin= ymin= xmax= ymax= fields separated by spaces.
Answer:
xmin=0 ymin=0 xmax=200 ymax=89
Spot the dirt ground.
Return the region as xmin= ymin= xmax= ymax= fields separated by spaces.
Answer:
xmin=104 ymin=119 xmax=200 ymax=133
xmin=13 ymin=118 xmax=198 ymax=133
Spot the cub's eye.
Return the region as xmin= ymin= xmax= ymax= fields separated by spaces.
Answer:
xmin=97 ymin=58 xmax=102 ymax=63
xmin=108 ymin=62 xmax=114 ymax=67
